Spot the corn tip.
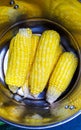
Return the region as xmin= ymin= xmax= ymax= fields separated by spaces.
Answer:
xmin=46 ymin=88 xmax=61 ymax=104
xmin=8 ymin=85 xmax=18 ymax=93
xmin=32 ymin=94 xmax=39 ymax=98
xmin=17 ymin=88 xmax=24 ymax=96
xmin=19 ymin=28 xmax=32 ymax=37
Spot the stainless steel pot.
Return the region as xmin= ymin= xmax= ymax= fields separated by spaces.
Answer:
xmin=0 ymin=0 xmax=81 ymax=129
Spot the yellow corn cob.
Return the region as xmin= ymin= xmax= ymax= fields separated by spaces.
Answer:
xmin=5 ymin=28 xmax=32 ymax=87
xmin=22 ymin=34 xmax=40 ymax=97
xmin=29 ymin=30 xmax=60 ymax=97
xmin=46 ymin=52 xmax=78 ymax=104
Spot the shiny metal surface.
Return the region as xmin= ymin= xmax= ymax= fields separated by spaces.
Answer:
xmin=0 ymin=0 xmax=81 ymax=129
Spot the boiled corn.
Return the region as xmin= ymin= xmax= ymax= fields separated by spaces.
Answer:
xmin=22 ymin=34 xmax=40 ymax=97
xmin=46 ymin=52 xmax=78 ymax=104
xmin=29 ymin=30 xmax=60 ymax=97
xmin=5 ymin=28 xmax=32 ymax=87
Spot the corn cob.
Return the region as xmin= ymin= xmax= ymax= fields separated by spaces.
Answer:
xmin=5 ymin=28 xmax=32 ymax=88
xmin=46 ymin=52 xmax=78 ymax=104
xmin=29 ymin=30 xmax=60 ymax=97
xmin=22 ymin=34 xmax=40 ymax=97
